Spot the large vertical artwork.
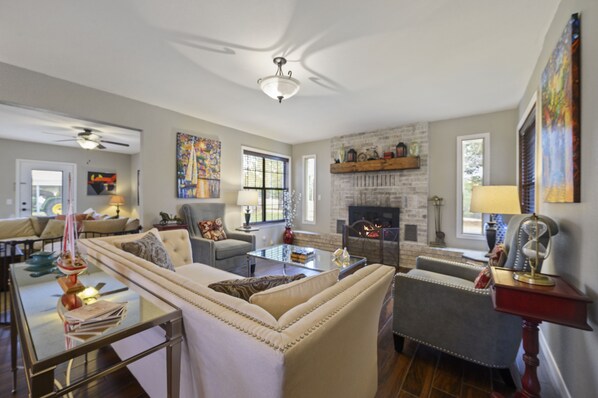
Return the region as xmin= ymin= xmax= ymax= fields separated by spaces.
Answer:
xmin=541 ymin=13 xmax=581 ymax=203
xmin=176 ymin=132 xmax=221 ymax=198
xmin=87 ymin=172 xmax=117 ymax=196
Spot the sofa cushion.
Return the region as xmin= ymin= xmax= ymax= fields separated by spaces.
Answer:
xmin=40 ymin=219 xmax=65 ymax=239
xmin=121 ymin=232 xmax=175 ymax=271
xmin=249 ymin=269 xmax=340 ymax=319
xmin=214 ymin=239 xmax=252 ymax=260
xmin=30 ymin=216 xmax=54 ymax=236
xmin=198 ymin=218 xmax=227 ymax=241
xmin=0 ymin=218 xmax=36 ymax=240
xmin=81 ymin=218 xmax=129 ymax=234
xmin=208 ymin=274 xmax=306 ymax=301
xmin=176 ymin=263 xmax=243 ymax=285
xmin=125 ymin=218 xmax=141 ymax=232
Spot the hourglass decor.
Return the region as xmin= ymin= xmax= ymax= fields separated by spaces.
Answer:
xmin=513 ymin=213 xmax=555 ymax=286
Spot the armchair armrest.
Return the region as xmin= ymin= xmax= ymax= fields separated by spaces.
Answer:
xmin=416 ymin=256 xmax=483 ymax=282
xmin=393 ymin=272 xmax=521 ymax=367
xmin=189 ymin=236 xmax=216 ymax=265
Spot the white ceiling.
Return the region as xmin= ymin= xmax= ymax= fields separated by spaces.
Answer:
xmin=0 ymin=104 xmax=140 ymax=154
xmin=0 ymin=0 xmax=560 ymax=144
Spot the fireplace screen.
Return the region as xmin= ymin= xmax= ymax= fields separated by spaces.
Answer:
xmin=342 ymin=220 xmax=399 ymax=268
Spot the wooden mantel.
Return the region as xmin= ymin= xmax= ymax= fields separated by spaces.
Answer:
xmin=330 ymin=156 xmax=420 ymax=174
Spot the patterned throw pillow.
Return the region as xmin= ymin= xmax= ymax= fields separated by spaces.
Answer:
xmin=121 ymin=232 xmax=175 ymax=271
xmin=473 ymin=266 xmax=492 ymax=289
xmin=198 ymin=218 xmax=227 ymax=241
xmin=208 ymin=274 xmax=306 ymax=301
xmin=488 ymin=244 xmax=508 ymax=267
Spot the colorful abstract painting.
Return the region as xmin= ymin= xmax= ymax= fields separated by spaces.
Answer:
xmin=541 ymin=13 xmax=581 ymax=203
xmin=87 ymin=172 xmax=117 ymax=196
xmin=176 ymin=132 xmax=221 ymax=198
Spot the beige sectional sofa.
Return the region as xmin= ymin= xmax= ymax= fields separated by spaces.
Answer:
xmin=78 ymin=229 xmax=394 ymax=398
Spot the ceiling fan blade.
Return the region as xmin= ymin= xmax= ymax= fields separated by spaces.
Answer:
xmin=100 ymin=140 xmax=130 ymax=147
xmin=97 ymin=143 xmax=106 ymax=150
xmin=54 ymin=139 xmax=78 ymax=142
xmin=43 ymin=131 xmax=73 ymax=137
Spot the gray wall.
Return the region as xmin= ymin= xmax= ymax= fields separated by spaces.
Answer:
xmin=0 ymin=62 xmax=291 ymax=245
xmin=428 ymin=109 xmax=518 ymax=250
xmin=0 ymin=138 xmax=134 ymax=219
xmin=519 ymin=2 xmax=598 ymax=397
xmin=292 ymin=139 xmax=331 ymax=234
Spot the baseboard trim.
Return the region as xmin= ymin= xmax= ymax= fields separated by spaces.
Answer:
xmin=514 ymin=329 xmax=571 ymax=397
xmin=538 ymin=330 xmax=571 ymax=398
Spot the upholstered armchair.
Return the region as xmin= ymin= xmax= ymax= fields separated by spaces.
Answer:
xmin=393 ymin=214 xmax=558 ymax=372
xmin=180 ymin=203 xmax=256 ymax=273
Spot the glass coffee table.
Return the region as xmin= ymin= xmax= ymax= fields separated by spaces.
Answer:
xmin=247 ymin=244 xmax=367 ymax=277
xmin=9 ymin=259 xmax=182 ymax=397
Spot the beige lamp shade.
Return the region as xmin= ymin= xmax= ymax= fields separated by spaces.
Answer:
xmin=109 ymin=195 xmax=125 ymax=206
xmin=237 ymin=190 xmax=258 ymax=206
xmin=470 ymin=186 xmax=521 ymax=215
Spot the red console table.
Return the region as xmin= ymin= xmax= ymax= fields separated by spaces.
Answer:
xmin=490 ymin=267 xmax=592 ymax=398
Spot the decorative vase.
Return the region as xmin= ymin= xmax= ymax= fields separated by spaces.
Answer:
xmin=283 ymin=227 xmax=294 ymax=244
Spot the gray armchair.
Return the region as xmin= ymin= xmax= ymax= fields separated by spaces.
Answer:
xmin=393 ymin=214 xmax=558 ymax=372
xmin=180 ymin=203 xmax=256 ymax=273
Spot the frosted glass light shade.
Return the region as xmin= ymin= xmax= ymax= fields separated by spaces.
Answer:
xmin=77 ymin=137 xmax=99 ymax=149
xmin=259 ymin=75 xmax=301 ymax=102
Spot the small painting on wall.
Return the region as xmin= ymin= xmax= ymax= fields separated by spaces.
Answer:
xmin=87 ymin=172 xmax=117 ymax=196
xmin=541 ymin=13 xmax=581 ymax=203
xmin=176 ymin=132 xmax=221 ymax=198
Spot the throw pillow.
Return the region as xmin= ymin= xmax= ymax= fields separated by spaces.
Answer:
xmin=121 ymin=232 xmax=175 ymax=271
xmin=208 ymin=274 xmax=306 ymax=301
xmin=111 ymin=228 xmax=162 ymax=249
xmin=249 ymin=269 xmax=340 ymax=319
xmin=40 ymin=219 xmax=65 ymax=239
xmin=488 ymin=244 xmax=508 ymax=267
xmin=474 ymin=266 xmax=492 ymax=289
xmin=198 ymin=218 xmax=227 ymax=241
xmin=30 ymin=216 xmax=54 ymax=236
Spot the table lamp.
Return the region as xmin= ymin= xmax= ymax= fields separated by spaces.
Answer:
xmin=109 ymin=195 xmax=125 ymax=218
xmin=237 ymin=190 xmax=258 ymax=228
xmin=470 ymin=185 xmax=521 ymax=255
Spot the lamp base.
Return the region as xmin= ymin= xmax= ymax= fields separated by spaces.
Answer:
xmin=513 ymin=272 xmax=555 ymax=286
xmin=485 ymin=221 xmax=497 ymax=254
xmin=243 ymin=208 xmax=251 ymax=228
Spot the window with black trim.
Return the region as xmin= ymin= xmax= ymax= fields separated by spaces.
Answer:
xmin=242 ymin=149 xmax=289 ymax=223
xmin=519 ymin=106 xmax=536 ymax=214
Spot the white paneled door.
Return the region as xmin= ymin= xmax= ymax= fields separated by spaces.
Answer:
xmin=16 ymin=159 xmax=76 ymax=217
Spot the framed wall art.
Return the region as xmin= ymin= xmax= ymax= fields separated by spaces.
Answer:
xmin=176 ymin=132 xmax=221 ymax=198
xmin=87 ymin=171 xmax=117 ymax=196
xmin=541 ymin=13 xmax=581 ymax=203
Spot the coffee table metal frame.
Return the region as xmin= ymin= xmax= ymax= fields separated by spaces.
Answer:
xmin=10 ymin=260 xmax=183 ymax=398
xmin=247 ymin=244 xmax=367 ymax=277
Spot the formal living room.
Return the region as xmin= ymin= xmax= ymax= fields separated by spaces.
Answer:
xmin=0 ymin=1 xmax=596 ymax=398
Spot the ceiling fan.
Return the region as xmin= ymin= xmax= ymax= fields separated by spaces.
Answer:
xmin=54 ymin=128 xmax=130 ymax=150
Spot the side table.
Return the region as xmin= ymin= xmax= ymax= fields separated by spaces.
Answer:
xmin=153 ymin=223 xmax=188 ymax=232
xmin=490 ymin=267 xmax=592 ymax=398
xmin=235 ymin=226 xmax=260 ymax=233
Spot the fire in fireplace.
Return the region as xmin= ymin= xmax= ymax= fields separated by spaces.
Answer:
xmin=348 ymin=206 xmax=400 ymax=229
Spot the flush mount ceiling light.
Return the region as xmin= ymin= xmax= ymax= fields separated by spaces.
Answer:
xmin=258 ymin=57 xmax=300 ymax=103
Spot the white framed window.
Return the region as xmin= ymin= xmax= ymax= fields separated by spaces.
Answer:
xmin=456 ymin=133 xmax=490 ymax=239
xmin=302 ymin=155 xmax=316 ymax=224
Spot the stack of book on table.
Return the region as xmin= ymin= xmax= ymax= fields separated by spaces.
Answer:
xmin=290 ymin=247 xmax=315 ymax=263
xmin=61 ymin=300 xmax=127 ymax=342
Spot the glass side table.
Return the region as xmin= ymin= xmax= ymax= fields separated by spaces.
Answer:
xmin=10 ymin=260 xmax=183 ymax=397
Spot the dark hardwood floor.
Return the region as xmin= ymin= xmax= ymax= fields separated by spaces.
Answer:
xmin=1 ymin=260 xmax=517 ymax=397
